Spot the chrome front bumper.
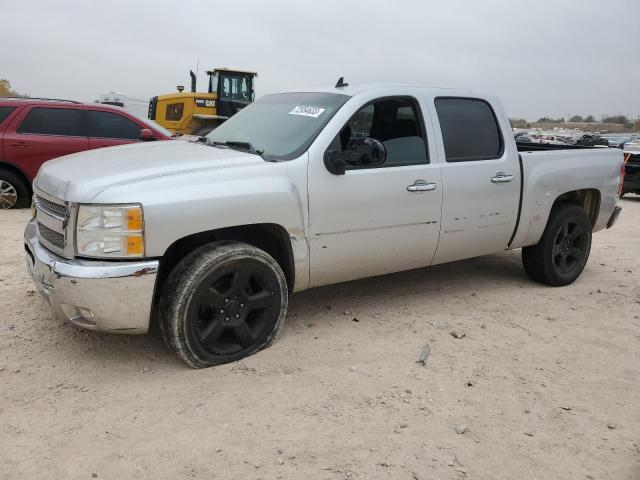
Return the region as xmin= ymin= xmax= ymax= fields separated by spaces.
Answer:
xmin=24 ymin=219 xmax=159 ymax=334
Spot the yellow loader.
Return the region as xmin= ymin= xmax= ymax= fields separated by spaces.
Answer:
xmin=149 ymin=68 xmax=257 ymax=136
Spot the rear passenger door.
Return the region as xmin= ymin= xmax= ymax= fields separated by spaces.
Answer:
xmin=430 ymin=97 xmax=521 ymax=265
xmin=86 ymin=109 xmax=146 ymax=148
xmin=3 ymin=106 xmax=89 ymax=180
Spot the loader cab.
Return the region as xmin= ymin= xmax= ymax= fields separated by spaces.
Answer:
xmin=208 ymin=69 xmax=257 ymax=118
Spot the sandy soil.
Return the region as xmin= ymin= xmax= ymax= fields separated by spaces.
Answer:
xmin=1 ymin=199 xmax=639 ymax=480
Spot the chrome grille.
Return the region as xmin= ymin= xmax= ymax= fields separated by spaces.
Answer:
xmin=34 ymin=189 xmax=70 ymax=257
xmin=37 ymin=222 xmax=65 ymax=248
xmin=35 ymin=195 xmax=67 ymax=218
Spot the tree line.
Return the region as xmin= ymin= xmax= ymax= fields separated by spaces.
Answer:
xmin=0 ymin=79 xmax=28 ymax=97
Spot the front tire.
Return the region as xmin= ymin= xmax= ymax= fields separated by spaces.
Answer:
xmin=522 ymin=203 xmax=592 ymax=286
xmin=159 ymin=242 xmax=288 ymax=368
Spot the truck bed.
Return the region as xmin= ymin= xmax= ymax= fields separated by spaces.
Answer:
xmin=509 ymin=146 xmax=623 ymax=249
xmin=516 ymin=141 xmax=602 ymax=152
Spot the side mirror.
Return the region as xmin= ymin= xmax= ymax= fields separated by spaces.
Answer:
xmin=324 ymin=137 xmax=386 ymax=175
xmin=139 ymin=128 xmax=155 ymax=141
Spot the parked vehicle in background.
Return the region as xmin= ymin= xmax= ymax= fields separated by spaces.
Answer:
xmin=531 ymin=133 xmax=571 ymax=145
xmin=0 ymin=98 xmax=173 ymax=209
xmin=606 ymin=136 xmax=629 ymax=148
xmin=622 ymin=149 xmax=640 ymax=196
xmin=25 ymin=83 xmax=624 ymax=368
xmin=623 ymin=140 xmax=640 ymax=153
xmin=514 ymin=131 xmax=533 ymax=142
xmin=619 ymin=134 xmax=639 ymax=149
xmin=576 ymin=134 xmax=609 ymax=147
xmin=98 ymin=92 xmax=150 ymax=118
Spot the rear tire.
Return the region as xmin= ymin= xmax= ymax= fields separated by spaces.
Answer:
xmin=159 ymin=242 xmax=288 ymax=368
xmin=522 ymin=203 xmax=592 ymax=286
xmin=0 ymin=170 xmax=30 ymax=209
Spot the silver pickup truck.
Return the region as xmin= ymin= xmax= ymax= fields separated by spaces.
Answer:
xmin=25 ymin=84 xmax=624 ymax=368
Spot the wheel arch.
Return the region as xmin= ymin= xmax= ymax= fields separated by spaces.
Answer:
xmin=551 ymin=188 xmax=601 ymax=228
xmin=154 ymin=223 xmax=296 ymax=305
xmin=0 ymin=161 xmax=32 ymax=195
xmin=511 ymin=187 xmax=602 ymax=249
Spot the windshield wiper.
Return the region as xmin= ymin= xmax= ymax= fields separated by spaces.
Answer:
xmin=210 ymin=140 xmax=264 ymax=156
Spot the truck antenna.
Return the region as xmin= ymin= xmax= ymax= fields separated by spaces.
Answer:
xmin=335 ymin=77 xmax=349 ymax=88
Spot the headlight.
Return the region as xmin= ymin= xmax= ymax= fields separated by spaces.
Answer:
xmin=76 ymin=204 xmax=145 ymax=258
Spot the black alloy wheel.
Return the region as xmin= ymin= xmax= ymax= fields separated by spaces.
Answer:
xmin=550 ymin=219 xmax=588 ymax=276
xmin=188 ymin=260 xmax=279 ymax=356
xmin=522 ymin=203 xmax=592 ymax=286
xmin=160 ymin=242 xmax=288 ymax=368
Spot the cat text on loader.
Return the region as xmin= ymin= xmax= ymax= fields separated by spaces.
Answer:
xmin=148 ymin=68 xmax=257 ymax=136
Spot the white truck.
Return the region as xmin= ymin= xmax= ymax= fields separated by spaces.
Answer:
xmin=98 ymin=91 xmax=150 ymax=119
xmin=25 ymin=83 xmax=624 ymax=368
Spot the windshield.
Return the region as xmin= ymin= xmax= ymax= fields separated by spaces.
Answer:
xmin=206 ymin=92 xmax=349 ymax=160
xmin=219 ymin=74 xmax=253 ymax=101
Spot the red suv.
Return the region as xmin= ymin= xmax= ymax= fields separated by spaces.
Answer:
xmin=0 ymin=98 xmax=173 ymax=209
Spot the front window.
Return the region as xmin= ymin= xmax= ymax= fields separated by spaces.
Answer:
xmin=218 ymin=74 xmax=252 ymax=101
xmin=87 ymin=110 xmax=142 ymax=139
xmin=206 ymin=92 xmax=349 ymax=161
xmin=329 ymin=97 xmax=429 ymax=168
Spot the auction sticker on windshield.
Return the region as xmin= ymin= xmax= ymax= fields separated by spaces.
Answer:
xmin=288 ymin=105 xmax=326 ymax=118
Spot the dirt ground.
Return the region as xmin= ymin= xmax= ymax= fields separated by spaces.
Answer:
xmin=1 ymin=199 xmax=639 ymax=480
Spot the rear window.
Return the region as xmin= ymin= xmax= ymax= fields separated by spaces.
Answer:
xmin=435 ymin=97 xmax=503 ymax=162
xmin=18 ymin=107 xmax=86 ymax=136
xmin=87 ymin=110 xmax=141 ymax=139
xmin=0 ymin=106 xmax=16 ymax=125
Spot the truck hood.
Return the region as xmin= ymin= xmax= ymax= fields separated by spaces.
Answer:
xmin=34 ymin=140 xmax=264 ymax=201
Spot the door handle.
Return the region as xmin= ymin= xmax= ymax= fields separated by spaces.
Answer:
xmin=10 ymin=141 xmax=29 ymax=147
xmin=491 ymin=173 xmax=514 ymax=183
xmin=407 ymin=180 xmax=437 ymax=192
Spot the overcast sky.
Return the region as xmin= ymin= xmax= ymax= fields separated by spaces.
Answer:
xmin=2 ymin=0 xmax=639 ymax=120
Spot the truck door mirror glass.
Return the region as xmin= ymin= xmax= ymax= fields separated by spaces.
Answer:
xmin=139 ymin=128 xmax=155 ymax=141
xmin=347 ymin=137 xmax=387 ymax=166
xmin=324 ymin=137 xmax=387 ymax=175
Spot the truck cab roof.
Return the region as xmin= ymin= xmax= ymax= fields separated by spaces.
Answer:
xmin=285 ymin=83 xmax=474 ymax=98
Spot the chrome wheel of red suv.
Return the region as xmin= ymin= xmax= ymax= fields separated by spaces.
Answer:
xmin=0 ymin=179 xmax=19 ymax=209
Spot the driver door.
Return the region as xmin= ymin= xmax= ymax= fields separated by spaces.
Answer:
xmin=307 ymin=96 xmax=443 ymax=288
